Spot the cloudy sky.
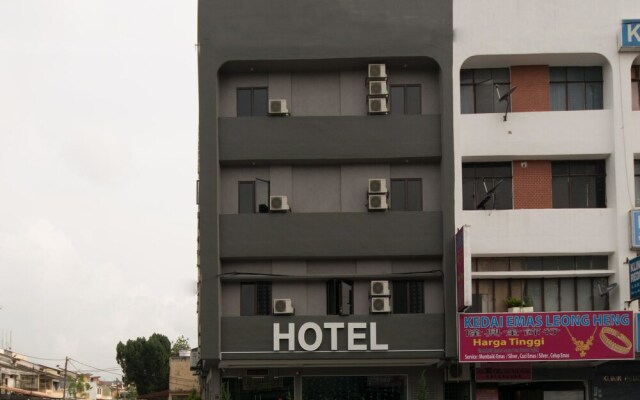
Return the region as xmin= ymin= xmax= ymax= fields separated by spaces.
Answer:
xmin=0 ymin=1 xmax=198 ymax=379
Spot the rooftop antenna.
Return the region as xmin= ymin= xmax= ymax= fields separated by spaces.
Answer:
xmin=496 ymin=84 xmax=518 ymax=122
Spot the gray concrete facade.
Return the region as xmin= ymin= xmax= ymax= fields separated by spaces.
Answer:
xmin=197 ymin=0 xmax=454 ymax=399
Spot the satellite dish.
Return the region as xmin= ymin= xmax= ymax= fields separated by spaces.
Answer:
xmin=597 ymin=282 xmax=618 ymax=297
xmin=495 ymin=85 xmax=518 ymax=121
xmin=476 ymin=179 xmax=504 ymax=210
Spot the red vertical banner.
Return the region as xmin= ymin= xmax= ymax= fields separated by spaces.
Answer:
xmin=455 ymin=226 xmax=471 ymax=312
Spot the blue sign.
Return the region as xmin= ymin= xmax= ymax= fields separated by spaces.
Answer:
xmin=630 ymin=210 xmax=640 ymax=249
xmin=621 ymin=20 xmax=640 ymax=49
xmin=637 ymin=314 xmax=640 ymax=352
xmin=631 ymin=256 xmax=640 ymax=301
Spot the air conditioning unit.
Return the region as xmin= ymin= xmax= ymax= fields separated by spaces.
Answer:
xmin=368 ymin=98 xmax=388 ymax=114
xmin=368 ymin=194 xmax=388 ymax=211
xmin=273 ymin=299 xmax=294 ymax=315
xmin=268 ymin=99 xmax=289 ymax=115
xmin=370 ymin=297 xmax=391 ymax=313
xmin=445 ymin=364 xmax=471 ymax=382
xmin=370 ymin=280 xmax=390 ymax=296
xmin=368 ymin=64 xmax=387 ymax=79
xmin=368 ymin=81 xmax=388 ymax=96
xmin=269 ymin=195 xmax=290 ymax=212
xmin=368 ymin=178 xmax=388 ymax=194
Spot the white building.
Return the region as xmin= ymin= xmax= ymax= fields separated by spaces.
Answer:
xmin=453 ymin=1 xmax=640 ymax=398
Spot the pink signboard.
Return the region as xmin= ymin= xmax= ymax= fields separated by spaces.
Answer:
xmin=459 ymin=311 xmax=634 ymax=363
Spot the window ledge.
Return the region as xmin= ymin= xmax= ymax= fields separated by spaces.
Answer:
xmin=472 ymin=269 xmax=613 ymax=279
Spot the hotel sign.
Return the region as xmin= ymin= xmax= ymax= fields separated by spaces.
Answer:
xmin=621 ymin=20 xmax=640 ymax=50
xmin=459 ymin=311 xmax=634 ymax=363
xmin=456 ymin=226 xmax=472 ymax=312
xmin=630 ymin=256 xmax=640 ymax=301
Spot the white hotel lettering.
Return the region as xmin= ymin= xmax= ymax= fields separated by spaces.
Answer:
xmin=273 ymin=322 xmax=389 ymax=351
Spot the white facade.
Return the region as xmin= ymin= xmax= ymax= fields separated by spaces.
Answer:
xmin=453 ymin=0 xmax=640 ymax=311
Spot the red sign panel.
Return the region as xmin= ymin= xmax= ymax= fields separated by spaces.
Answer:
xmin=459 ymin=311 xmax=634 ymax=363
xmin=475 ymin=363 xmax=532 ymax=382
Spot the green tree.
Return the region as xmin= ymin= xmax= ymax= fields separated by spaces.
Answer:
xmin=67 ymin=376 xmax=91 ymax=400
xmin=171 ymin=335 xmax=191 ymax=356
xmin=116 ymin=333 xmax=171 ymax=395
xmin=187 ymin=389 xmax=201 ymax=400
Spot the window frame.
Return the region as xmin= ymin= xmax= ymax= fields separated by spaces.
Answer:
xmin=549 ymin=67 xmax=603 ymax=111
xmin=390 ymin=178 xmax=423 ymax=211
xmin=236 ymin=87 xmax=268 ymax=117
xmin=326 ymin=279 xmax=354 ymax=316
xmin=460 ymin=68 xmax=511 ymax=114
xmin=462 ymin=162 xmax=513 ymax=210
xmin=633 ymin=65 xmax=640 ymax=110
xmin=240 ymin=281 xmax=272 ymax=316
xmin=390 ymin=84 xmax=422 ymax=115
xmin=392 ymin=280 xmax=424 ymax=314
xmin=551 ymin=160 xmax=606 ymax=208
xmin=471 ymin=256 xmax=609 ymax=312
xmin=238 ymin=181 xmax=255 ymax=214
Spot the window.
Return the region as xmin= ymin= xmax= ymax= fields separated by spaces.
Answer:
xmin=303 ymin=376 xmax=406 ymax=400
xmin=237 ymin=87 xmax=268 ymax=116
xmin=390 ymin=178 xmax=422 ymax=211
xmin=471 ymin=256 xmax=609 ymax=312
xmin=326 ymin=279 xmax=353 ymax=315
xmin=462 ymin=162 xmax=513 ymax=210
xmin=460 ymin=68 xmax=510 ymax=114
xmin=550 ymin=67 xmax=603 ymax=111
xmin=633 ymin=65 xmax=640 ymax=110
xmin=238 ymin=179 xmax=270 ymax=213
xmin=392 ymin=280 xmax=424 ymax=313
xmin=635 ymin=160 xmax=640 ymax=207
xmin=240 ymin=282 xmax=271 ymax=316
xmin=390 ymin=84 xmax=421 ymax=114
xmin=552 ymin=160 xmax=606 ymax=208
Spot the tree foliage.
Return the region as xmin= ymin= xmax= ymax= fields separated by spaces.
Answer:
xmin=116 ymin=333 xmax=171 ymax=395
xmin=171 ymin=335 xmax=191 ymax=356
xmin=67 ymin=376 xmax=91 ymax=399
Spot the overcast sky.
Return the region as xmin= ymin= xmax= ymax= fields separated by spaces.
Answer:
xmin=0 ymin=1 xmax=198 ymax=380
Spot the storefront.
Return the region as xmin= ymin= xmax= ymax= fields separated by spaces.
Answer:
xmin=458 ymin=311 xmax=635 ymax=400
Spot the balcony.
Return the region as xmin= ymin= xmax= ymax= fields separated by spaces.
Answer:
xmin=219 ymin=115 xmax=441 ymax=165
xmin=219 ymin=211 xmax=442 ymax=259
xmin=458 ymin=110 xmax=613 ymax=158
xmin=460 ymin=208 xmax=616 ymax=256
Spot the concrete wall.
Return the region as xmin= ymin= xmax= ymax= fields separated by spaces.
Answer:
xmin=220 ymin=164 xmax=440 ymax=214
xmin=218 ymin=69 xmax=439 ymax=117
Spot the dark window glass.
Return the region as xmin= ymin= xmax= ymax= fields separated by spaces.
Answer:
xmin=390 ymin=178 xmax=422 ymax=211
xmin=327 ymin=279 xmax=353 ymax=315
xmin=552 ymin=160 xmax=606 ymax=208
xmin=390 ymin=85 xmax=421 ymax=115
xmin=240 ymin=282 xmax=271 ymax=316
xmin=392 ymin=281 xmax=424 ymax=314
xmin=238 ymin=181 xmax=255 ymax=213
xmin=549 ymin=67 xmax=603 ymax=111
xmin=237 ymin=89 xmax=252 ymax=117
xmin=302 ymin=376 xmax=407 ymax=400
xmin=236 ymin=87 xmax=268 ymax=116
xmin=460 ymin=68 xmax=511 ymax=114
xmin=462 ymin=162 xmax=513 ymax=210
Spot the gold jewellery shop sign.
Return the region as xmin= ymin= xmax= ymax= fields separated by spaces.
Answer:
xmin=459 ymin=311 xmax=634 ymax=362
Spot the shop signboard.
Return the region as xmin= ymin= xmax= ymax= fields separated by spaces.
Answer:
xmin=630 ymin=256 xmax=640 ymax=301
xmin=459 ymin=311 xmax=634 ymax=363
xmin=475 ymin=363 xmax=532 ymax=382
xmin=455 ymin=225 xmax=471 ymax=312
xmin=630 ymin=210 xmax=640 ymax=249
xmin=620 ymin=19 xmax=640 ymax=50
